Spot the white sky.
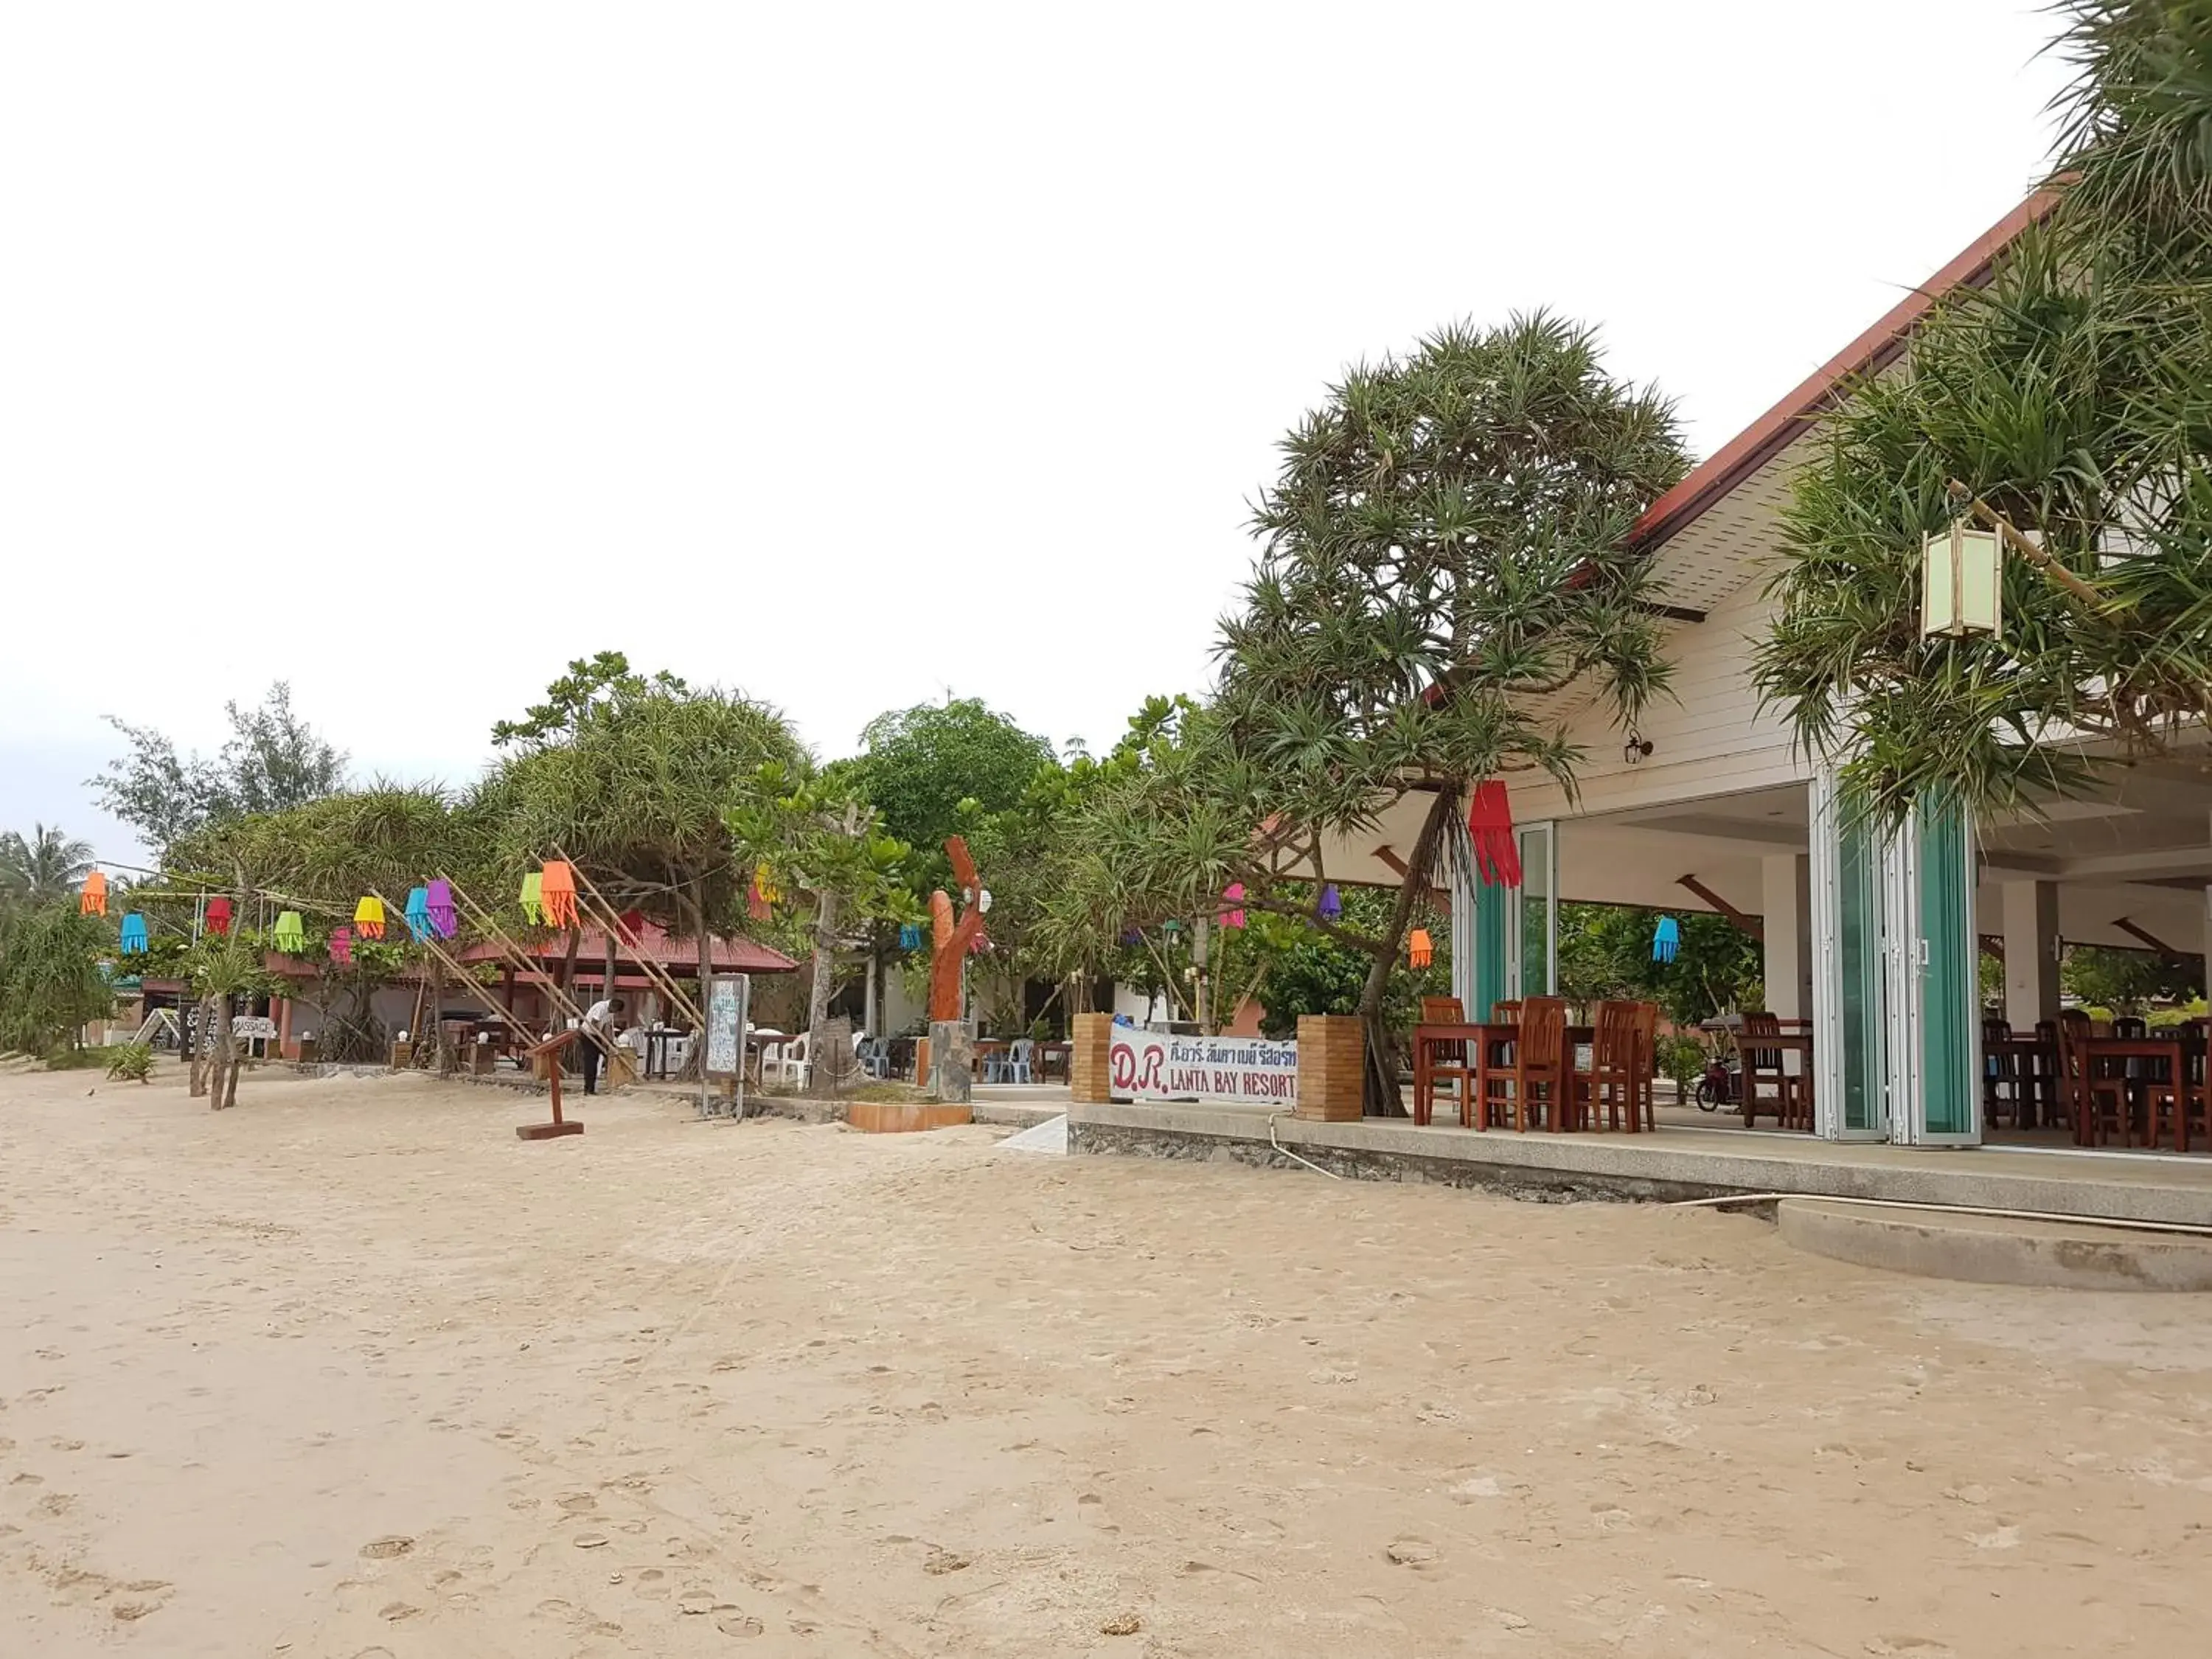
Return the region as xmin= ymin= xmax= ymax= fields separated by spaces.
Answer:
xmin=2 ymin=2 xmax=2070 ymax=863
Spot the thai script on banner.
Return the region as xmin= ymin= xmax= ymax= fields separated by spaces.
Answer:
xmin=1108 ymin=1029 xmax=1298 ymax=1105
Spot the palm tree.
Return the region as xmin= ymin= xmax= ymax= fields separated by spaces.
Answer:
xmin=0 ymin=824 xmax=97 ymax=905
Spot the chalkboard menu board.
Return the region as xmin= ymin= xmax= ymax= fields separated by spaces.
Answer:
xmin=705 ymin=974 xmax=748 ymax=1078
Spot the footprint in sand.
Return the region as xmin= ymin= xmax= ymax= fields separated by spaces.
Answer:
xmin=717 ymin=1613 xmax=765 ymax=1638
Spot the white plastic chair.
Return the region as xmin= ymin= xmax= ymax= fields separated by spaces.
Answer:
xmin=987 ymin=1038 xmax=1034 ymax=1084
xmin=762 ymin=1032 xmax=810 ymax=1087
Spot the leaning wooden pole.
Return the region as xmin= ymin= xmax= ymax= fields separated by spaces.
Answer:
xmin=554 ymin=848 xmax=703 ymax=1026
xmin=444 ymin=878 xmax=604 ymax=1041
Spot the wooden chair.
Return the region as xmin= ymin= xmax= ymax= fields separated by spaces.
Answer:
xmin=1579 ymin=1001 xmax=1644 ymax=1131
xmin=1481 ymin=995 xmax=1569 ymax=1132
xmin=1414 ymin=995 xmax=1472 ymax=1127
xmin=1739 ymin=1012 xmax=1801 ymax=1130
xmin=2054 ymin=1010 xmax=2126 ymax=1146
xmin=1490 ymin=1000 xmax=1522 ymax=1023
xmin=1982 ymin=1018 xmax=2020 ymax=1129
xmin=1629 ymin=1001 xmax=1659 ymax=1132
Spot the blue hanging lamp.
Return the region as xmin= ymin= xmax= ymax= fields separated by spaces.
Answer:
xmin=898 ymin=922 xmax=922 ymax=951
xmin=1652 ymin=915 xmax=1681 ymax=964
xmin=403 ymin=886 xmax=434 ymax=944
xmin=119 ymin=913 xmax=150 ymax=955
xmin=1318 ymin=883 xmax=1342 ymax=921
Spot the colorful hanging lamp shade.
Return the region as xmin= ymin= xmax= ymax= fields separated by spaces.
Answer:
xmin=1162 ymin=917 xmax=1181 ymax=936
xmin=119 ymin=912 xmax=149 ymax=954
xmin=1652 ymin=914 xmax=1681 ymax=964
xmin=538 ymin=861 xmax=580 ymax=928
xmin=898 ymin=922 xmax=922 ymax=951
xmin=1318 ymin=883 xmax=1342 ymax=921
xmin=616 ymin=907 xmax=646 ymax=943
xmin=1221 ymin=882 xmax=1246 ymax=929
xmin=1466 ymin=780 xmax=1523 ymax=888
xmin=425 ymin=879 xmax=456 ymax=939
xmin=206 ymin=895 xmax=233 ymax=936
xmin=748 ymin=861 xmax=777 ymax=920
xmin=352 ymin=895 xmax=386 ymax=939
xmin=79 ymin=870 xmax=109 ymax=917
xmin=327 ymin=925 xmax=353 ymax=965
xmin=271 ymin=911 xmax=307 ymax=953
xmin=1408 ymin=927 xmax=1434 ymax=970
xmin=403 ymin=886 xmax=433 ymax=943
xmin=519 ymin=871 xmax=545 ymax=925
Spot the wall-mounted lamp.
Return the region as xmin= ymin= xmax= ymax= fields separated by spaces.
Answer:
xmin=1624 ymin=731 xmax=1654 ymax=766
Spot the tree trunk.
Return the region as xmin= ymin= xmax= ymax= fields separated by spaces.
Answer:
xmin=1359 ymin=785 xmax=1461 ymax=1116
xmin=557 ymin=927 xmax=582 ymax=1004
xmin=188 ymin=993 xmax=215 ymax=1097
xmin=1193 ymin=914 xmax=1213 ymax=1034
xmin=210 ymin=991 xmax=235 ymax=1110
xmin=682 ymin=880 xmax=714 ymax=1086
xmin=804 ymin=889 xmax=839 ymax=1095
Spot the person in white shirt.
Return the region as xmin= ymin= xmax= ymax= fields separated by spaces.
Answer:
xmin=580 ymin=996 xmax=624 ymax=1095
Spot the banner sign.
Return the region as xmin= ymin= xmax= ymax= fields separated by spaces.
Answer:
xmin=1108 ymin=1029 xmax=1298 ymax=1105
xmin=232 ymin=1015 xmax=278 ymax=1040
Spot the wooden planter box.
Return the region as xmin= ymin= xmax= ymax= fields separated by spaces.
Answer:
xmin=848 ymin=1101 xmax=973 ymax=1133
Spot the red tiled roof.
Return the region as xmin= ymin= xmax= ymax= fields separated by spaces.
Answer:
xmin=1626 ymin=191 xmax=2058 ymax=554
xmin=454 ymin=922 xmax=799 ymax=975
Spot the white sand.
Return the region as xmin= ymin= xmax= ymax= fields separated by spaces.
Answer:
xmin=5 ymin=1063 xmax=2212 ymax=1657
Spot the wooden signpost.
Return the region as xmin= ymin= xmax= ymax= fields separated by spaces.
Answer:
xmin=518 ymin=1029 xmax=586 ymax=1141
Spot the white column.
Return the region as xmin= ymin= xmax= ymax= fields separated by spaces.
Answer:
xmin=2000 ymin=880 xmax=2060 ymax=1034
xmin=1761 ymin=854 xmax=1813 ymax=1021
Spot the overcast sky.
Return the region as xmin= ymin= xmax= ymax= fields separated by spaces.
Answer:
xmin=2 ymin=2 xmax=2071 ymax=862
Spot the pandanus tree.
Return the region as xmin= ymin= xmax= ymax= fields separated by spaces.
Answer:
xmin=1068 ymin=316 xmax=1688 ymax=1104
xmin=493 ymin=655 xmax=805 ymax=1068
xmin=1754 ymin=0 xmax=2212 ymax=821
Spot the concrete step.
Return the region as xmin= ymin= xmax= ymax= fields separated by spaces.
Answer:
xmin=1777 ymin=1198 xmax=2212 ymax=1292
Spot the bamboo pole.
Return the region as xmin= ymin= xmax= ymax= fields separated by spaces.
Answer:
xmin=364 ymin=889 xmax=545 ymax=1051
xmin=1945 ymin=480 xmax=2113 ymax=608
xmin=444 ymin=878 xmax=602 ymax=1038
xmin=554 ymin=846 xmax=703 ymax=1026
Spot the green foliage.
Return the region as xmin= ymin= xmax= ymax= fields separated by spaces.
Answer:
xmin=0 ymin=902 xmax=117 ymax=1056
xmin=852 ymin=698 xmax=1055 ymax=886
xmin=0 ymin=824 xmax=95 ymax=910
xmin=104 ymin=1041 xmax=154 ymax=1082
xmin=2062 ymin=944 xmax=2205 ymax=1016
xmin=1656 ymin=1032 xmax=1711 ymax=1095
xmin=1556 ymin=902 xmax=1762 ymax=1027
xmin=1755 ymin=2 xmax=2212 ymax=821
xmin=91 ymin=682 xmax=346 ymax=855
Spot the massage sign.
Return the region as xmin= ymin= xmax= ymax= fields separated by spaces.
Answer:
xmin=1108 ymin=1029 xmax=1299 ymax=1106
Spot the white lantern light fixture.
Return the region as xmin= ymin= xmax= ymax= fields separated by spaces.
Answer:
xmin=1921 ymin=521 xmax=2002 ymax=638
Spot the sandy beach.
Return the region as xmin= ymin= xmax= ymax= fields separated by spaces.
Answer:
xmin=4 ymin=1065 xmax=2211 ymax=1657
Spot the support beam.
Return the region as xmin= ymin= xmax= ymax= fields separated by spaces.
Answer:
xmin=1761 ymin=855 xmax=1812 ymax=1037
xmin=1676 ymin=874 xmax=1762 ymax=942
xmin=2000 ymin=880 xmax=2060 ymax=1033
xmin=1371 ymin=844 xmax=1451 ymax=909
xmin=2114 ymin=916 xmax=2184 ymax=959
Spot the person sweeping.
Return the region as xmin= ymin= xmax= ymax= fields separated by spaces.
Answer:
xmin=578 ymin=996 xmax=625 ymax=1096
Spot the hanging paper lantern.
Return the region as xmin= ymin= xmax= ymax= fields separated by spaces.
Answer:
xmin=748 ymin=861 xmax=777 ymax=920
xmin=617 ymin=907 xmax=646 ymax=942
xmin=519 ymin=871 xmax=546 ymax=925
xmin=353 ymin=896 xmax=386 ymax=939
xmin=206 ymin=896 xmax=234 ymax=936
xmin=1408 ymin=927 xmax=1434 ymax=970
xmin=425 ymin=879 xmax=456 ymax=939
xmin=898 ymin=922 xmax=922 ymax=951
xmin=1221 ymin=882 xmax=1246 ymax=929
xmin=119 ymin=913 xmax=149 ymax=955
xmin=1466 ymin=780 xmax=1523 ymax=888
xmin=403 ymin=886 xmax=433 ymax=943
xmin=1652 ymin=914 xmax=1681 ymax=964
xmin=327 ymin=925 xmax=353 ymax=965
xmin=538 ymin=861 xmax=580 ymax=928
xmin=1318 ymin=883 xmax=1342 ymax=921
xmin=271 ymin=911 xmax=307 ymax=954
xmin=79 ymin=871 xmax=109 ymax=917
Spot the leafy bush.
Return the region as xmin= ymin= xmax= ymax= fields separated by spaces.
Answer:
xmin=105 ymin=1042 xmax=154 ymax=1082
xmin=1658 ymin=1034 xmax=1709 ymax=1095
